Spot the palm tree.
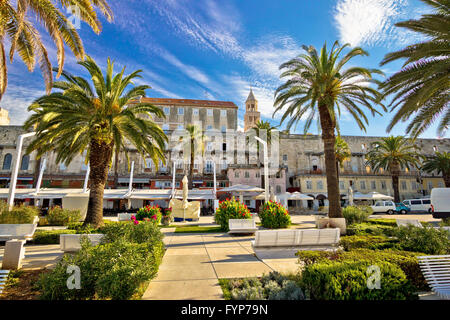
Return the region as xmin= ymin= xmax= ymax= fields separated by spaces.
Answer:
xmin=335 ymin=136 xmax=351 ymax=181
xmin=274 ymin=41 xmax=385 ymax=218
xmin=380 ymin=0 xmax=450 ymax=138
xmin=0 ymin=0 xmax=113 ymax=100
xmin=184 ymin=124 xmax=206 ymax=189
xmin=422 ymin=151 xmax=450 ymax=187
xmin=365 ymin=136 xmax=422 ymax=203
xmin=24 ymin=56 xmax=167 ymax=228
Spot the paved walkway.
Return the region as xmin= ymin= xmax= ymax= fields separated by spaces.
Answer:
xmin=0 ymin=245 xmax=63 ymax=270
xmin=142 ymin=228 xmax=300 ymax=300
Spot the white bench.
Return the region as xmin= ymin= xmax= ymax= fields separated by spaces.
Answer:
xmin=418 ymin=255 xmax=450 ymax=300
xmin=228 ymin=219 xmax=258 ymax=234
xmin=251 ymin=228 xmax=340 ymax=259
xmin=0 ymin=270 xmax=9 ymax=294
xmin=118 ymin=213 xmax=134 ymax=221
xmin=0 ymin=224 xmax=37 ymax=270
xmin=60 ymin=234 xmax=105 ymax=252
xmin=396 ymin=219 xmax=423 ymax=228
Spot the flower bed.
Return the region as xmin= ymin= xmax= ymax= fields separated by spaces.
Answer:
xmin=214 ymin=198 xmax=252 ymax=231
xmin=135 ymin=205 xmax=162 ymax=224
xmin=258 ymin=201 xmax=291 ymax=229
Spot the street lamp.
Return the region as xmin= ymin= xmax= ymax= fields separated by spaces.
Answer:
xmin=255 ymin=136 xmax=269 ymax=203
xmin=7 ymin=132 xmax=36 ymax=210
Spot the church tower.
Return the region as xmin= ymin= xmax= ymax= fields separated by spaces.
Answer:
xmin=244 ymin=88 xmax=261 ymax=131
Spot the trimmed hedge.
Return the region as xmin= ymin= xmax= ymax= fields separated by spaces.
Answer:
xmin=46 ymin=207 xmax=81 ymax=226
xmin=296 ymin=249 xmax=428 ymax=291
xmin=346 ymin=222 xmax=396 ymax=236
xmin=258 ymin=201 xmax=291 ymax=229
xmin=392 ymin=225 xmax=450 ymax=255
xmin=31 ymin=229 xmax=77 ymax=245
xmin=339 ymin=235 xmax=397 ymax=251
xmin=37 ymin=221 xmax=165 ymax=300
xmin=300 ymin=260 xmax=418 ymax=300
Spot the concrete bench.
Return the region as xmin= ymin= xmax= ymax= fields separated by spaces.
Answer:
xmin=228 ymin=219 xmax=258 ymax=235
xmin=0 ymin=270 xmax=9 ymax=294
xmin=251 ymin=228 xmax=340 ymax=259
xmin=60 ymin=234 xmax=105 ymax=252
xmin=0 ymin=224 xmax=37 ymax=270
xmin=118 ymin=213 xmax=134 ymax=221
xmin=396 ymin=219 xmax=423 ymax=228
xmin=418 ymin=255 xmax=450 ymax=300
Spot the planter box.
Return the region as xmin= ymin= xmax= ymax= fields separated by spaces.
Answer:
xmin=60 ymin=234 xmax=105 ymax=252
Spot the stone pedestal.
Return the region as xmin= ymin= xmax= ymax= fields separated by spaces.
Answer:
xmin=329 ymin=218 xmax=347 ymax=235
xmin=316 ymin=217 xmax=330 ymax=229
xmin=2 ymin=240 xmax=26 ymax=270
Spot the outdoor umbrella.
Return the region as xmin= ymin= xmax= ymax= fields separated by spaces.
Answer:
xmin=218 ymin=184 xmax=265 ymax=203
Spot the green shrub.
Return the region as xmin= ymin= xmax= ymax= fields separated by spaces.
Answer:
xmin=342 ymin=206 xmax=373 ymax=225
xmin=221 ymin=272 xmax=305 ymax=300
xmin=37 ymin=221 xmax=165 ymax=300
xmin=339 ymin=235 xmax=397 ymax=251
xmin=300 ymin=260 xmax=418 ymax=300
xmin=46 ymin=206 xmax=81 ymax=226
xmin=297 ymin=249 xmax=427 ymax=291
xmin=0 ymin=204 xmax=39 ymax=224
xmin=392 ymin=225 xmax=450 ymax=255
xmin=367 ymin=218 xmax=397 ymax=226
xmin=258 ymin=201 xmax=291 ymax=229
xmin=135 ymin=205 xmax=162 ymax=224
xmin=214 ymin=198 xmax=252 ymax=231
xmin=346 ymin=222 xmax=396 ymax=236
xmin=31 ymin=229 xmax=77 ymax=245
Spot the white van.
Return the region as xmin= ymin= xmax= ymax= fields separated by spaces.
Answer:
xmin=402 ymin=198 xmax=432 ymax=213
xmin=431 ymin=188 xmax=450 ymax=219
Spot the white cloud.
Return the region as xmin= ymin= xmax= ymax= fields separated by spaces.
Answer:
xmin=334 ymin=0 xmax=411 ymax=47
xmin=0 ymin=85 xmax=45 ymax=125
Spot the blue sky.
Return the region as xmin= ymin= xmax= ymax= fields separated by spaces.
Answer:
xmin=2 ymin=0 xmax=447 ymax=138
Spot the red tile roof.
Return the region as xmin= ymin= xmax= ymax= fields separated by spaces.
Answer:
xmin=140 ymin=97 xmax=238 ymax=109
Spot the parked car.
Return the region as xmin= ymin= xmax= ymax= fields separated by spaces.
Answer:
xmin=371 ymin=200 xmax=396 ymax=214
xmin=431 ymin=188 xmax=450 ymax=219
xmin=395 ymin=203 xmax=410 ymax=214
xmin=402 ymin=198 xmax=432 ymax=212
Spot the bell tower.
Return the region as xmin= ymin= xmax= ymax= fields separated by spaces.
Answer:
xmin=244 ymin=88 xmax=261 ymax=131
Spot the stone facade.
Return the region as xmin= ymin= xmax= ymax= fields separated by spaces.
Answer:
xmin=243 ymin=89 xmax=260 ymax=132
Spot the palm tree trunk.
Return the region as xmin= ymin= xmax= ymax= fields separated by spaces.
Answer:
xmin=391 ymin=163 xmax=401 ymax=203
xmin=336 ymin=161 xmax=340 ymax=183
xmin=83 ymin=140 xmax=113 ymax=228
xmin=318 ymin=104 xmax=342 ymax=218
xmin=444 ymin=174 xmax=450 ymax=188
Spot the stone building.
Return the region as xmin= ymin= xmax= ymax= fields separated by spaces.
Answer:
xmin=278 ymin=133 xmax=450 ymax=206
xmin=243 ymin=89 xmax=261 ymax=132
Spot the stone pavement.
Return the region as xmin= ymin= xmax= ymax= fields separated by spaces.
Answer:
xmin=0 ymin=245 xmax=63 ymax=270
xmin=142 ymin=228 xmax=300 ymax=300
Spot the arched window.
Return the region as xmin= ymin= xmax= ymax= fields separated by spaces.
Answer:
xmin=20 ymin=155 xmax=30 ymax=171
xmin=2 ymin=153 xmax=12 ymax=170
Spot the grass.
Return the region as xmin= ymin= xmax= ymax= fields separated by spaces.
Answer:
xmin=174 ymin=225 xmax=223 ymax=233
xmin=218 ymin=279 xmax=233 ymax=300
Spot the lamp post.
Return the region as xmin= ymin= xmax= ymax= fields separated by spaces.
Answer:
xmin=7 ymin=132 xmax=36 ymax=210
xmin=255 ymin=136 xmax=269 ymax=203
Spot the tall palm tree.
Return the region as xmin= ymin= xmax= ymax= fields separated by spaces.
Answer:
xmin=184 ymin=124 xmax=206 ymax=189
xmin=274 ymin=41 xmax=385 ymax=218
xmin=422 ymin=151 xmax=450 ymax=187
xmin=365 ymin=136 xmax=422 ymax=203
xmin=24 ymin=56 xmax=167 ymax=228
xmin=380 ymin=0 xmax=450 ymax=138
xmin=335 ymin=136 xmax=351 ymax=181
xmin=0 ymin=0 xmax=113 ymax=100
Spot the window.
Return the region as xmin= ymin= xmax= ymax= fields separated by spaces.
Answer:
xmin=422 ymin=199 xmax=431 ymax=205
xmin=360 ymin=181 xmax=366 ymax=190
xmin=276 ymin=185 xmax=281 ymax=194
xmin=428 ymin=181 xmax=433 ymax=190
xmin=2 ymin=153 xmax=12 ymax=170
xmin=339 ymin=181 xmax=345 ymax=189
xmin=145 ymin=158 xmax=153 ymax=169
xmin=193 ymin=108 xmax=199 ymax=116
xmin=207 ymin=109 xmax=213 ymax=116
xmin=177 ymin=107 xmax=184 ymax=115
xmin=206 ymin=125 xmax=213 ymax=130
xmin=235 ymin=171 xmax=240 ymax=178
xmin=256 ymin=171 xmax=260 ymax=178
xmin=411 ymin=182 xmax=417 ymax=190
xmin=221 ymin=125 xmax=226 ymax=133
xmin=244 ymin=171 xmax=250 ymax=178
xmin=306 ymin=180 xmax=312 ymax=190
xmin=206 ymin=142 xmax=213 ymax=151
xmin=381 ymin=181 xmax=387 ymax=189
xmin=205 ymin=160 xmax=214 ymax=173
xmin=220 ymin=110 xmax=227 ymax=117
xmin=411 ymin=200 xmax=421 ymax=205
xmin=283 ymin=154 xmax=288 ymax=161
xmin=222 ymin=143 xmax=227 ymax=151
xmin=20 ymin=155 xmax=30 ymax=171
xmin=221 ymin=161 xmax=227 ymax=170
xmin=438 ymin=181 xmax=444 ymax=188
xmin=371 ymin=181 xmax=376 ymax=190
xmin=317 ymin=181 xmax=323 ymax=190
xmin=163 ymin=107 xmax=170 ymax=115
xmin=401 ymin=181 xmax=407 ymax=190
